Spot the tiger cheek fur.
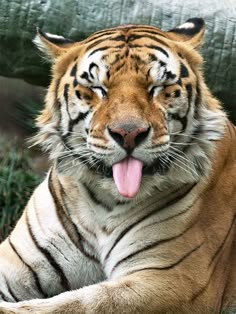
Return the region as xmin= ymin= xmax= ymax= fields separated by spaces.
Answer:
xmin=0 ymin=18 xmax=235 ymax=314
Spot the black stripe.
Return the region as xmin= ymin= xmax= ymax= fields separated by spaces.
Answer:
xmin=0 ymin=290 xmax=8 ymax=302
xmin=190 ymin=81 xmax=201 ymax=140
xmin=80 ymin=71 xmax=92 ymax=83
xmin=4 ymin=276 xmax=19 ymax=302
xmin=59 ymin=137 xmax=87 ymax=165
xmin=86 ymin=36 xmax=125 ymax=51
xmin=84 ymin=31 xmax=118 ymax=44
xmin=56 ymin=79 xmax=66 ymax=134
xmin=48 ymin=171 xmax=82 ymax=247
xmin=48 ymin=240 xmax=70 ymax=263
xmin=89 ymin=62 xmax=98 ymax=79
xmin=129 ymin=44 xmax=169 ymax=58
xmin=89 ymin=45 xmax=125 ymax=56
xmin=127 ymin=242 xmax=204 ymax=274
xmin=49 ymin=172 xmax=100 ymax=263
xmin=63 ymin=84 xmax=69 ymax=103
xmin=83 ymin=182 xmax=112 ymax=211
xmin=110 ymin=54 xmax=121 ymax=66
xmin=128 ymin=34 xmax=169 ymax=47
xmin=88 ymin=29 xmax=117 ymax=37
xmin=195 ymin=79 xmax=201 ymax=106
xmin=171 ymin=83 xmax=192 ymax=132
xmin=91 ymin=25 xmax=166 ymax=36
xmin=128 ymin=26 xmax=167 ymax=34
xmin=83 ymin=182 xmax=128 ymax=211
xmin=146 ymin=68 xmax=151 ymax=81
xmin=8 ymin=237 xmax=47 ymax=298
xmin=185 ymin=83 xmax=193 ymax=105
xmin=112 ymin=35 xmax=126 ymax=41
xmin=86 ymin=38 xmax=111 ymax=52
xmin=91 ymin=86 xmax=106 ymax=97
xmin=73 ymin=77 xmax=79 ymax=87
xmin=150 ymin=194 xmax=199 ymax=226
xmin=192 ymin=215 xmax=236 ymax=302
xmin=133 ymin=29 xmax=167 ymax=37
xmin=114 ymin=61 xmax=125 ymax=72
xmin=111 ymin=219 xmax=198 ymax=273
xmin=209 ymin=215 xmax=236 ymax=267
xmin=148 ymin=53 xmax=158 ymax=62
xmin=180 ymin=62 xmax=189 ymax=78
xmin=159 ymin=60 xmax=166 ymax=67
xmin=130 ymin=54 xmax=146 ymax=65
xmin=70 ymin=63 xmax=77 ymax=77
xmin=60 ymin=188 xmax=100 ymax=264
xmin=90 ymin=143 xmax=110 ymax=150
xmin=191 ymin=256 xmax=221 ymax=302
xmin=174 ymin=89 xmax=181 ymax=98
xmin=68 ymin=110 xmax=89 ymax=133
xmin=176 ymin=78 xmax=182 ymax=86
xmin=104 ymin=184 xmax=196 ymax=261
xmin=64 ymin=84 xmax=72 ymax=125
xmin=75 ymin=90 xmax=81 ymax=99
xmin=165 ymin=71 xmax=176 ymax=80
xmin=146 ymin=45 xmax=169 ymax=57
xmin=26 ymin=209 xmax=70 ymax=291
xmin=169 ymin=113 xmax=187 ymax=132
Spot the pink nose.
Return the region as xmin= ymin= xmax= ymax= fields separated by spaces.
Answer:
xmin=108 ymin=124 xmax=150 ymax=152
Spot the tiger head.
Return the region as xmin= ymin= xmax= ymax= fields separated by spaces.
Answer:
xmin=34 ymin=18 xmax=226 ymax=200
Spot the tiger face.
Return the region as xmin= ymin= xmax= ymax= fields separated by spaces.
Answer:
xmin=34 ymin=18 xmax=225 ymax=200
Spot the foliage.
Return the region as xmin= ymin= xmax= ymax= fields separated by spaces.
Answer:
xmin=15 ymin=100 xmax=42 ymax=135
xmin=0 ymin=137 xmax=41 ymax=241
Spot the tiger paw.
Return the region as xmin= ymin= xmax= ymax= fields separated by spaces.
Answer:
xmin=0 ymin=302 xmax=17 ymax=314
xmin=0 ymin=301 xmax=45 ymax=314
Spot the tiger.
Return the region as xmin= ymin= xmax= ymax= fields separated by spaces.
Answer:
xmin=0 ymin=17 xmax=235 ymax=314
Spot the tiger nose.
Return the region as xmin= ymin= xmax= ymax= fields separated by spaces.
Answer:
xmin=108 ymin=124 xmax=150 ymax=152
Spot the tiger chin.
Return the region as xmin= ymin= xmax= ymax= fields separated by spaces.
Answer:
xmin=0 ymin=18 xmax=235 ymax=314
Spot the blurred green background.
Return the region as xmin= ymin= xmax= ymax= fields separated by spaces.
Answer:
xmin=0 ymin=91 xmax=45 ymax=241
xmin=0 ymin=135 xmax=41 ymax=240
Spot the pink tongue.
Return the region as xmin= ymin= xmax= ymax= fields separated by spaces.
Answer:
xmin=112 ymin=157 xmax=143 ymax=198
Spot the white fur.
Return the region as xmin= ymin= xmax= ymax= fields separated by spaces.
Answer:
xmin=177 ymin=22 xmax=195 ymax=29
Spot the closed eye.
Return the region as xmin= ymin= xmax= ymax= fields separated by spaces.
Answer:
xmin=90 ymin=86 xmax=107 ymax=98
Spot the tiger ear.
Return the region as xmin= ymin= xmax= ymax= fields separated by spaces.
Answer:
xmin=33 ymin=29 xmax=75 ymax=62
xmin=168 ymin=18 xmax=205 ymax=48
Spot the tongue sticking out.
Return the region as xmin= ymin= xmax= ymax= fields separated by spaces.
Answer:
xmin=112 ymin=157 xmax=143 ymax=198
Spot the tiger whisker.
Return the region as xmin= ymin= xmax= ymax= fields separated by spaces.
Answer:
xmin=168 ymin=147 xmax=199 ymax=171
xmin=167 ymin=152 xmax=199 ymax=177
xmin=169 ymin=132 xmax=209 ymax=144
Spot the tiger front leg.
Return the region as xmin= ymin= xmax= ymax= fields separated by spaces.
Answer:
xmin=0 ymin=270 xmax=194 ymax=314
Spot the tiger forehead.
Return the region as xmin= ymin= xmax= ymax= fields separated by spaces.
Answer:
xmin=71 ymin=27 xmax=181 ymax=87
xmin=86 ymin=24 xmax=168 ymax=41
xmin=83 ymin=25 xmax=170 ymax=56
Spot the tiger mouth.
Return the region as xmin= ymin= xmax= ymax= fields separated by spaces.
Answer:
xmin=58 ymin=146 xmax=171 ymax=197
xmin=88 ymin=155 xmax=171 ymax=178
